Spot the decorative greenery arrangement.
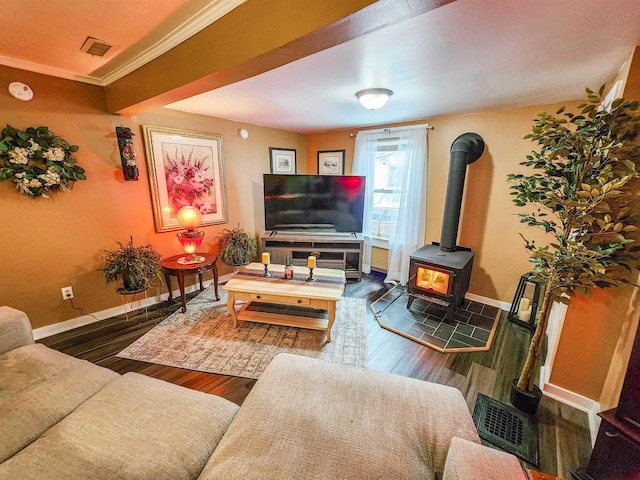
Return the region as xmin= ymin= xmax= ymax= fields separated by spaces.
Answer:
xmin=507 ymin=86 xmax=640 ymax=396
xmin=99 ymin=237 xmax=163 ymax=293
xmin=0 ymin=125 xmax=86 ymax=198
xmin=217 ymin=225 xmax=257 ymax=267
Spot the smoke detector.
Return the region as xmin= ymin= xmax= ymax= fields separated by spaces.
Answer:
xmin=8 ymin=82 xmax=33 ymax=101
xmin=80 ymin=37 xmax=112 ymax=57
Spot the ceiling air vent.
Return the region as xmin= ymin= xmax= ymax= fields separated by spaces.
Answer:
xmin=80 ymin=37 xmax=112 ymax=57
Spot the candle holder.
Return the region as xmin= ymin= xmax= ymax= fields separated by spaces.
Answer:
xmin=306 ymin=267 xmax=315 ymax=282
xmin=508 ymin=273 xmax=545 ymax=331
xmin=263 ymin=262 xmax=272 ymax=277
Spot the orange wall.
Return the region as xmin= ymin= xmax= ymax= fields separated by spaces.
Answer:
xmin=549 ymin=287 xmax=636 ymax=400
xmin=0 ymin=65 xmax=305 ymax=329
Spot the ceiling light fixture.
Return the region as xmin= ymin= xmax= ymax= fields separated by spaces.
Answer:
xmin=355 ymin=88 xmax=393 ymax=110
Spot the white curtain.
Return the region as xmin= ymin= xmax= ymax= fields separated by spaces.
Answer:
xmin=352 ymin=132 xmax=380 ymax=274
xmin=352 ymin=127 xmax=428 ymax=284
xmin=385 ymin=128 xmax=427 ymax=284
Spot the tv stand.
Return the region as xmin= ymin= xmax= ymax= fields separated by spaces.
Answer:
xmin=261 ymin=232 xmax=363 ymax=281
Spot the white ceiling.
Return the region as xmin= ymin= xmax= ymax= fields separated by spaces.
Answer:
xmin=2 ymin=0 xmax=640 ymax=133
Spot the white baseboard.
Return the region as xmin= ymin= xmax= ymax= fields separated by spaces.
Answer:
xmin=33 ymin=275 xmax=233 ymax=341
xmin=465 ymin=292 xmax=511 ymax=312
xmin=540 ymin=365 xmax=601 ymax=446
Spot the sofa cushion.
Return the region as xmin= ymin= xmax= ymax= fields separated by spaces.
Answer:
xmin=0 ymin=306 xmax=34 ymax=355
xmin=0 ymin=343 xmax=119 ymax=463
xmin=198 ymin=353 xmax=480 ymax=480
xmin=0 ymin=372 xmax=239 ymax=480
xmin=442 ymin=436 xmax=527 ymax=480
xmin=0 ymin=354 xmax=118 ymax=463
xmin=0 ymin=343 xmax=110 ymax=404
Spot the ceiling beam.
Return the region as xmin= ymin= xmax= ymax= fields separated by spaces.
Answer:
xmin=106 ymin=0 xmax=456 ymax=116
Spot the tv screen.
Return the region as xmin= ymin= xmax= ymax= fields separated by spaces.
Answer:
xmin=264 ymin=174 xmax=366 ymax=233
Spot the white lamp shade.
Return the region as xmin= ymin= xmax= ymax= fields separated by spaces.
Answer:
xmin=356 ymin=88 xmax=393 ymax=110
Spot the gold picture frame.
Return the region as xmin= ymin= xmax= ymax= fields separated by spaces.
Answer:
xmin=143 ymin=125 xmax=227 ymax=232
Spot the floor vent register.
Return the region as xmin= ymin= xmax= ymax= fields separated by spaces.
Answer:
xmin=472 ymin=393 xmax=538 ymax=466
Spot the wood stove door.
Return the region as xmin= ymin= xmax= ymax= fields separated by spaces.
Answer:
xmin=408 ymin=262 xmax=456 ymax=303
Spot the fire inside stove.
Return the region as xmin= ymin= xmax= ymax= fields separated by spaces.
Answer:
xmin=416 ymin=266 xmax=450 ymax=295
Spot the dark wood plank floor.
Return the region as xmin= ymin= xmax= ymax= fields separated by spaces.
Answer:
xmin=40 ymin=271 xmax=592 ymax=477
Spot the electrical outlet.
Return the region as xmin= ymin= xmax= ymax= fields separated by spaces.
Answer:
xmin=61 ymin=286 xmax=74 ymax=300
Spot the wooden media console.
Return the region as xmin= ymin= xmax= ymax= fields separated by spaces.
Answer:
xmin=261 ymin=232 xmax=363 ymax=281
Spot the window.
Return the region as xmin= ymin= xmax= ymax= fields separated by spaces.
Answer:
xmin=353 ymin=126 xmax=427 ymax=283
xmin=370 ymin=138 xmax=404 ymax=239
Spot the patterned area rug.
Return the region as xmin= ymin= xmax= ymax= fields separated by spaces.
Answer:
xmin=117 ymin=286 xmax=367 ymax=379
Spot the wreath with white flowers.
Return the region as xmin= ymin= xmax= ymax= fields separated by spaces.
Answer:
xmin=0 ymin=124 xmax=86 ymax=198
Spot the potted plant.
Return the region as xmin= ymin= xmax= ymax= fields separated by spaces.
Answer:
xmin=100 ymin=237 xmax=163 ymax=293
xmin=506 ymin=86 xmax=640 ymax=414
xmin=217 ymin=225 xmax=257 ymax=267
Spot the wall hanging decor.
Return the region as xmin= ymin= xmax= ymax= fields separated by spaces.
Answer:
xmin=116 ymin=126 xmax=139 ymax=181
xmin=269 ymin=147 xmax=296 ymax=174
xmin=143 ymin=125 xmax=227 ymax=232
xmin=0 ymin=125 xmax=85 ymax=198
xmin=318 ymin=149 xmax=345 ymax=175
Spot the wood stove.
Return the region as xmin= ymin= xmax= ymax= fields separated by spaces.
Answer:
xmin=408 ymin=243 xmax=474 ymax=317
xmin=407 ymin=133 xmax=484 ymax=320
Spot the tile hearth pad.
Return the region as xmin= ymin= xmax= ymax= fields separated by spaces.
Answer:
xmin=371 ymin=285 xmax=500 ymax=352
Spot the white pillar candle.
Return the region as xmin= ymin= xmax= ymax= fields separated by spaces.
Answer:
xmin=261 ymin=252 xmax=270 ymax=264
xmin=518 ymin=297 xmax=530 ymax=313
xmin=519 ymin=308 xmax=531 ymax=322
xmin=307 ymin=256 xmax=316 ymax=269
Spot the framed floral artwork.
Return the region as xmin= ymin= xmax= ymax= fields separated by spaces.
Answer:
xmin=269 ymin=147 xmax=296 ymax=174
xmin=142 ymin=125 xmax=227 ymax=232
xmin=317 ymin=150 xmax=345 ymax=175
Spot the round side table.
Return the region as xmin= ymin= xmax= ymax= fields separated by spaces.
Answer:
xmin=160 ymin=253 xmax=219 ymax=313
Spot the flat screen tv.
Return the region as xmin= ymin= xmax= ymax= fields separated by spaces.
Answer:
xmin=263 ymin=174 xmax=366 ymax=233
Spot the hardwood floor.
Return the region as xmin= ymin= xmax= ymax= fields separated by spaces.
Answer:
xmin=40 ymin=271 xmax=592 ymax=477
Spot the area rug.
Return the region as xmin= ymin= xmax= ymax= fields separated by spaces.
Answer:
xmin=371 ymin=284 xmax=500 ymax=353
xmin=117 ymin=286 xmax=367 ymax=379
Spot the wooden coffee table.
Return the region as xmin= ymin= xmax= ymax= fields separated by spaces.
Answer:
xmin=222 ymin=262 xmax=346 ymax=342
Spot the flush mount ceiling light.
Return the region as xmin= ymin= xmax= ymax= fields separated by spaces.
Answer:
xmin=355 ymin=88 xmax=393 ymax=110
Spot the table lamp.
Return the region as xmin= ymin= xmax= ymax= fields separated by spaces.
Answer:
xmin=176 ymin=206 xmax=205 ymax=264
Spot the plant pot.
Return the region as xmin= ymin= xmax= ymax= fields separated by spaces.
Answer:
xmin=122 ymin=271 xmax=145 ymax=292
xmin=510 ymin=379 xmax=542 ymax=415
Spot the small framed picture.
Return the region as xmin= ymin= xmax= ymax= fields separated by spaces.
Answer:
xmin=269 ymin=148 xmax=297 ymax=174
xmin=318 ymin=150 xmax=345 ymax=175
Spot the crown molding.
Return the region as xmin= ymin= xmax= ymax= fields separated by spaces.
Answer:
xmin=0 ymin=0 xmax=246 ymax=87
xmin=101 ymin=0 xmax=246 ymax=86
xmin=0 ymin=55 xmax=105 ymax=85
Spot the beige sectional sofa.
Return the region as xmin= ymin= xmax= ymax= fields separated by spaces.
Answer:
xmin=0 ymin=306 xmax=526 ymax=479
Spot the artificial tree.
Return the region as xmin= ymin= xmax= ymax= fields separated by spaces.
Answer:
xmin=507 ymin=86 xmax=640 ymax=406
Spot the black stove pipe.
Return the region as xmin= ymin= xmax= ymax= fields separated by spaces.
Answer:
xmin=440 ymin=133 xmax=485 ymax=252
